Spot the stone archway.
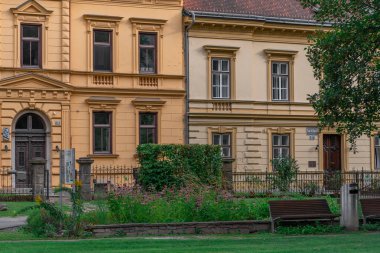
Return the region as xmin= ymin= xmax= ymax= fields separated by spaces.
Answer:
xmin=13 ymin=112 xmax=50 ymax=188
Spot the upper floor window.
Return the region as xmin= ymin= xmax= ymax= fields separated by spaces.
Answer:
xmin=212 ymin=58 xmax=230 ymax=99
xmin=272 ymin=134 xmax=290 ymax=160
xmin=212 ymin=133 xmax=232 ymax=158
xmin=21 ymin=25 xmax=41 ymax=68
xmin=139 ymin=112 xmax=157 ymax=144
xmin=93 ymin=112 xmax=112 ymax=154
xmin=272 ymin=62 xmax=289 ymax=101
xmin=139 ymin=33 xmax=157 ymax=74
xmin=375 ymin=136 xmax=380 ymax=170
xmin=93 ymin=30 xmax=112 ymax=72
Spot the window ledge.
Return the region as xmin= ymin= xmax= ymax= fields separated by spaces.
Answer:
xmin=87 ymin=154 xmax=119 ymax=158
xmin=222 ymin=158 xmax=235 ymax=163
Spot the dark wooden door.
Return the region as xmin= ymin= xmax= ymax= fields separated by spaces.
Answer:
xmin=323 ymin=134 xmax=342 ymax=171
xmin=14 ymin=113 xmax=46 ymax=188
xmin=15 ymin=136 xmax=46 ymax=188
xmin=323 ymin=134 xmax=342 ymax=191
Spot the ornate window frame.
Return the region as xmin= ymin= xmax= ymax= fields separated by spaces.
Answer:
xmin=132 ymin=98 xmax=166 ymax=147
xmin=267 ymin=127 xmax=295 ymax=171
xmin=264 ymin=49 xmax=298 ymax=102
xmin=11 ymin=0 xmax=53 ymax=69
xmin=83 ymin=15 xmax=123 ymax=72
xmin=130 ymin=18 xmax=167 ymax=74
xmin=204 ymin=46 xmax=239 ymax=100
xmin=207 ymin=126 xmax=237 ymax=161
xmin=86 ymin=96 xmax=121 ymax=158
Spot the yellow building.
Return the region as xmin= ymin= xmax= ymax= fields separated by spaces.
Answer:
xmin=184 ymin=0 xmax=375 ymax=174
xmin=0 ymin=0 xmax=185 ymax=187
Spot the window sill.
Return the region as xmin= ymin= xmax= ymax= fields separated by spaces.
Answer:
xmin=87 ymin=154 xmax=119 ymax=158
xmin=222 ymin=158 xmax=235 ymax=163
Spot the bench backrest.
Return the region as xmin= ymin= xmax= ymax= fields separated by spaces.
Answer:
xmin=360 ymin=198 xmax=380 ymax=217
xmin=268 ymin=199 xmax=333 ymax=219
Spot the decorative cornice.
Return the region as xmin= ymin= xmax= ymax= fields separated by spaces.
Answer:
xmin=264 ymin=49 xmax=299 ymax=57
xmin=203 ymin=45 xmax=240 ymax=53
xmin=85 ymin=96 xmax=121 ymax=105
xmin=11 ymin=0 xmax=53 ymax=16
xmin=129 ymin=18 xmax=167 ymax=25
xmin=83 ymin=14 xmax=123 ymax=22
xmin=132 ymin=98 xmax=166 ymax=107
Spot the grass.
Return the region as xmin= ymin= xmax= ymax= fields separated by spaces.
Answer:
xmin=0 ymin=232 xmax=379 ymax=252
xmin=0 ymin=202 xmax=35 ymax=217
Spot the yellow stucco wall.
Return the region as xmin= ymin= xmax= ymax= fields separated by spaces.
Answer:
xmin=0 ymin=0 xmax=185 ymax=187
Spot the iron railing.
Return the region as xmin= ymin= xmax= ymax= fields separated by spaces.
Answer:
xmin=232 ymin=170 xmax=380 ymax=197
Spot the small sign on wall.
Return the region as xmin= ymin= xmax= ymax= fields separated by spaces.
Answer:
xmin=308 ymin=161 xmax=317 ymax=168
xmin=306 ymin=127 xmax=319 ymax=140
xmin=2 ymin=128 xmax=9 ymax=141
xmin=306 ymin=127 xmax=319 ymax=136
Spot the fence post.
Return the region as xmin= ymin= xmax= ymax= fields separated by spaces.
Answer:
xmin=77 ymin=157 xmax=94 ymax=201
xmin=30 ymin=158 xmax=46 ymax=199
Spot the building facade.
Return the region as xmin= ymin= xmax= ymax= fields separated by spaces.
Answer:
xmin=184 ymin=0 xmax=376 ymax=173
xmin=0 ymin=0 xmax=185 ymax=187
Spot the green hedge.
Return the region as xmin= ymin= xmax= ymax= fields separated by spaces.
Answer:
xmin=137 ymin=144 xmax=223 ymax=191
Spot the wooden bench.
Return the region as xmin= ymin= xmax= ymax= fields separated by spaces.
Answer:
xmin=268 ymin=199 xmax=339 ymax=232
xmin=360 ymin=198 xmax=380 ymax=224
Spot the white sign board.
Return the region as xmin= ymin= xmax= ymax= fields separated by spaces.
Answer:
xmin=60 ymin=149 xmax=76 ymax=184
xmin=306 ymin=127 xmax=319 ymax=136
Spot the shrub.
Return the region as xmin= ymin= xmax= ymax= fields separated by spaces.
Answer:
xmin=107 ymin=186 xmax=259 ymax=224
xmin=19 ymin=181 xmax=86 ymax=238
xmin=271 ymin=157 xmax=299 ymax=192
xmin=137 ymin=144 xmax=223 ymax=191
xmin=276 ymin=224 xmax=344 ymax=235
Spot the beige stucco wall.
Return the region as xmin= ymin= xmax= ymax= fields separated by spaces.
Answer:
xmin=189 ymin=37 xmax=318 ymax=102
xmin=187 ymin=21 xmax=373 ymax=172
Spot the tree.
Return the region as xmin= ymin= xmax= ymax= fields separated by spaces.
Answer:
xmin=301 ymin=0 xmax=380 ymax=146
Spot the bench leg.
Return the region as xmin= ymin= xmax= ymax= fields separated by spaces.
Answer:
xmin=271 ymin=221 xmax=275 ymax=233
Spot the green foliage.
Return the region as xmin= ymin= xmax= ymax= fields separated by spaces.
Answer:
xmin=361 ymin=223 xmax=380 ymax=231
xmin=19 ymin=182 xmax=86 ymax=238
xmin=300 ymin=0 xmax=380 ymax=146
xmin=106 ymin=187 xmax=259 ymax=224
xmin=276 ymin=224 xmax=344 ymax=235
xmin=137 ymin=144 xmax=223 ymax=191
xmin=271 ymin=157 xmax=299 ymax=192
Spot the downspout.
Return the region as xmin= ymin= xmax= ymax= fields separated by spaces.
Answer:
xmin=184 ymin=11 xmax=196 ymax=144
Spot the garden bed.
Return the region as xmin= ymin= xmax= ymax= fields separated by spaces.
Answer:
xmin=86 ymin=220 xmax=271 ymax=237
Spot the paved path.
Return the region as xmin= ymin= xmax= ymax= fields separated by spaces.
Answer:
xmin=0 ymin=217 xmax=27 ymax=231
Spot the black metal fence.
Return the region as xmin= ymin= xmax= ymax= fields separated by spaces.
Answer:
xmin=233 ymin=170 xmax=380 ymax=198
xmin=0 ymin=167 xmax=34 ymax=201
xmin=91 ymin=165 xmax=137 ymax=195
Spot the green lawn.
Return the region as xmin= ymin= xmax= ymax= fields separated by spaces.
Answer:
xmin=0 ymin=232 xmax=380 ymax=253
xmin=0 ymin=202 xmax=34 ymax=217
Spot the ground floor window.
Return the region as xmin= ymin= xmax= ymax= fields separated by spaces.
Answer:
xmin=212 ymin=133 xmax=231 ymax=158
xmin=272 ymin=134 xmax=290 ymax=159
xmin=139 ymin=112 xmax=157 ymax=144
xmin=375 ymin=136 xmax=380 ymax=170
xmin=93 ymin=112 xmax=112 ymax=154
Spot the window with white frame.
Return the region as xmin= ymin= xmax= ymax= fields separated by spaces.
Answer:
xmin=375 ymin=136 xmax=380 ymax=170
xmin=212 ymin=58 xmax=230 ymax=99
xmin=272 ymin=134 xmax=290 ymax=159
xmin=272 ymin=62 xmax=289 ymax=101
xmin=213 ymin=133 xmax=231 ymax=158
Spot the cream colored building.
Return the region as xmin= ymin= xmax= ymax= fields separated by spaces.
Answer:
xmin=0 ymin=0 xmax=185 ymax=187
xmin=184 ymin=0 xmax=376 ymax=173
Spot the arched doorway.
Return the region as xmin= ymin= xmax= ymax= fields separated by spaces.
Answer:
xmin=14 ymin=113 xmax=47 ymax=188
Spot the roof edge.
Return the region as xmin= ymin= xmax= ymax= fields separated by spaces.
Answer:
xmin=183 ymin=9 xmax=331 ymax=27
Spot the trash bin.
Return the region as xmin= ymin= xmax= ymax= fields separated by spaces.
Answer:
xmin=340 ymin=183 xmax=359 ymax=231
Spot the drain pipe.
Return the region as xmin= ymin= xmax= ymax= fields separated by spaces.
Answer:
xmin=184 ymin=11 xmax=196 ymax=144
